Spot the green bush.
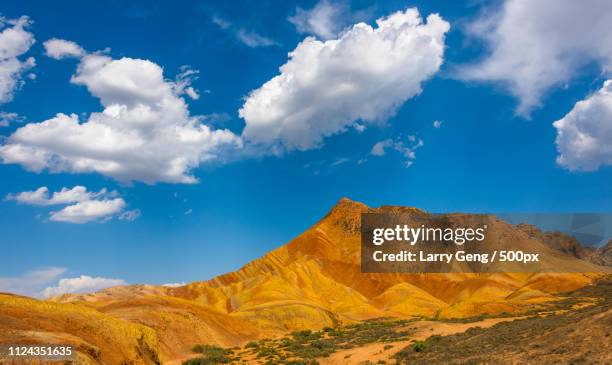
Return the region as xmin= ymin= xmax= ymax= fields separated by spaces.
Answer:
xmin=412 ymin=341 xmax=426 ymax=353
xmin=245 ymin=341 xmax=259 ymax=349
xmin=187 ymin=344 xmax=232 ymax=364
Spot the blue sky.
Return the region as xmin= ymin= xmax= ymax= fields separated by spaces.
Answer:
xmin=0 ymin=0 xmax=610 ymax=296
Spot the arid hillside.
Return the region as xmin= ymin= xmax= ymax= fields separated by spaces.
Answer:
xmin=0 ymin=198 xmax=608 ymax=364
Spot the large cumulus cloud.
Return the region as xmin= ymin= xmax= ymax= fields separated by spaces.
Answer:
xmin=240 ymin=8 xmax=449 ymax=151
xmin=0 ymin=50 xmax=241 ymax=184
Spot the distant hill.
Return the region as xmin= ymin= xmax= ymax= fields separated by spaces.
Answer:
xmin=517 ymin=223 xmax=612 ymax=266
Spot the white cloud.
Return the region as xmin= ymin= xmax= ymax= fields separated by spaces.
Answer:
xmin=236 ymin=29 xmax=277 ymax=48
xmin=370 ymin=140 xmax=390 ymax=156
xmin=433 ymin=120 xmax=442 ymax=128
xmin=6 ymin=186 xmax=51 ymax=205
xmin=370 ymin=136 xmax=423 ymax=167
xmin=0 ymin=111 xmax=23 ymax=127
xmin=174 ymin=66 xmax=200 ymax=100
xmin=41 ymin=275 xmax=127 ymax=298
xmin=460 ymin=0 xmax=612 ymax=115
xmin=0 ymin=267 xmax=66 ymax=297
xmin=240 ymin=8 xmax=449 ymax=151
xmin=553 ymin=80 xmax=612 ymax=171
xmin=162 ymin=282 xmax=186 ymax=287
xmin=50 ymin=198 xmax=125 ymax=223
xmin=185 ymin=87 xmax=199 ymax=100
xmin=7 ymin=185 xmax=110 ymax=206
xmin=0 ymin=52 xmax=242 ymax=183
xmin=211 ymin=16 xmax=231 ymax=30
xmin=330 ymin=157 xmax=350 ymax=167
xmin=0 ymin=16 xmax=35 ymax=104
xmin=43 ymin=38 xmax=85 ymax=59
xmin=211 ymin=15 xmax=277 ymax=48
xmin=119 ymin=208 xmax=141 ymax=221
xmin=6 ymin=186 xmax=137 ymax=223
xmin=289 ymin=0 xmax=346 ymax=40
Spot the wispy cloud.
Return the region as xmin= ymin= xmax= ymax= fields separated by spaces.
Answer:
xmin=370 ymin=135 xmax=424 ymax=167
xmin=0 ymin=267 xmax=66 ymax=297
xmin=236 ymin=29 xmax=277 ymax=48
xmin=0 ymin=112 xmax=24 ymax=127
xmin=210 ymin=15 xmax=278 ymax=48
xmin=288 ymin=0 xmax=373 ymax=40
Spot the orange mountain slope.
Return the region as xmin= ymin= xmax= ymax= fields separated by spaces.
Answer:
xmin=1 ymin=198 xmax=608 ymax=364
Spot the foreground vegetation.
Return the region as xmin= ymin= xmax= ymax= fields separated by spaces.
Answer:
xmin=183 ymin=318 xmax=417 ymax=364
xmin=183 ymin=277 xmax=610 ymax=365
xmin=395 ymin=277 xmax=611 ymax=364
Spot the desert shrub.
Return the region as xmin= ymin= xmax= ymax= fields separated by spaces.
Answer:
xmin=412 ymin=341 xmax=426 ymax=352
xmin=245 ymin=341 xmax=258 ymax=349
xmin=256 ymin=346 xmax=279 ymax=358
xmin=188 ymin=344 xmax=232 ymax=364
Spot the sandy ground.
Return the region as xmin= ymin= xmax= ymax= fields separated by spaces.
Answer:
xmin=320 ymin=317 xmax=523 ymax=365
xmin=162 ymin=317 xmax=525 ymax=365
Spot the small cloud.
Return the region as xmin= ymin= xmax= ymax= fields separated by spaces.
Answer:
xmin=119 ymin=209 xmax=141 ymax=221
xmin=370 ymin=135 xmax=424 ymax=167
xmin=185 ymin=87 xmax=199 ymax=100
xmin=162 ymin=282 xmax=186 ymax=287
xmin=353 ymin=123 xmax=366 ymax=133
xmin=174 ymin=66 xmax=200 ymax=100
xmin=370 ymin=139 xmax=392 ymax=156
xmin=330 ymin=157 xmax=350 ymax=167
xmin=289 ymin=0 xmax=371 ymax=40
xmin=236 ymin=29 xmax=278 ymax=48
xmin=211 ymin=15 xmax=231 ymax=30
xmin=433 ymin=120 xmax=443 ymax=128
xmin=6 ymin=186 xmax=137 ymax=224
xmin=41 ymin=275 xmax=127 ymax=298
xmin=203 ymin=112 xmax=232 ymax=126
xmin=0 ymin=112 xmax=24 ymax=127
xmin=43 ymin=38 xmax=85 ymax=59
xmin=50 ymin=198 xmax=125 ymax=223
xmin=211 ymin=15 xmax=278 ymax=48
xmin=6 ymin=185 xmax=106 ymax=206
xmin=184 ymin=208 xmax=193 ymax=215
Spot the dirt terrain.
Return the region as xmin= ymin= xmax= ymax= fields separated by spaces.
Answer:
xmin=394 ymin=278 xmax=612 ymax=365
